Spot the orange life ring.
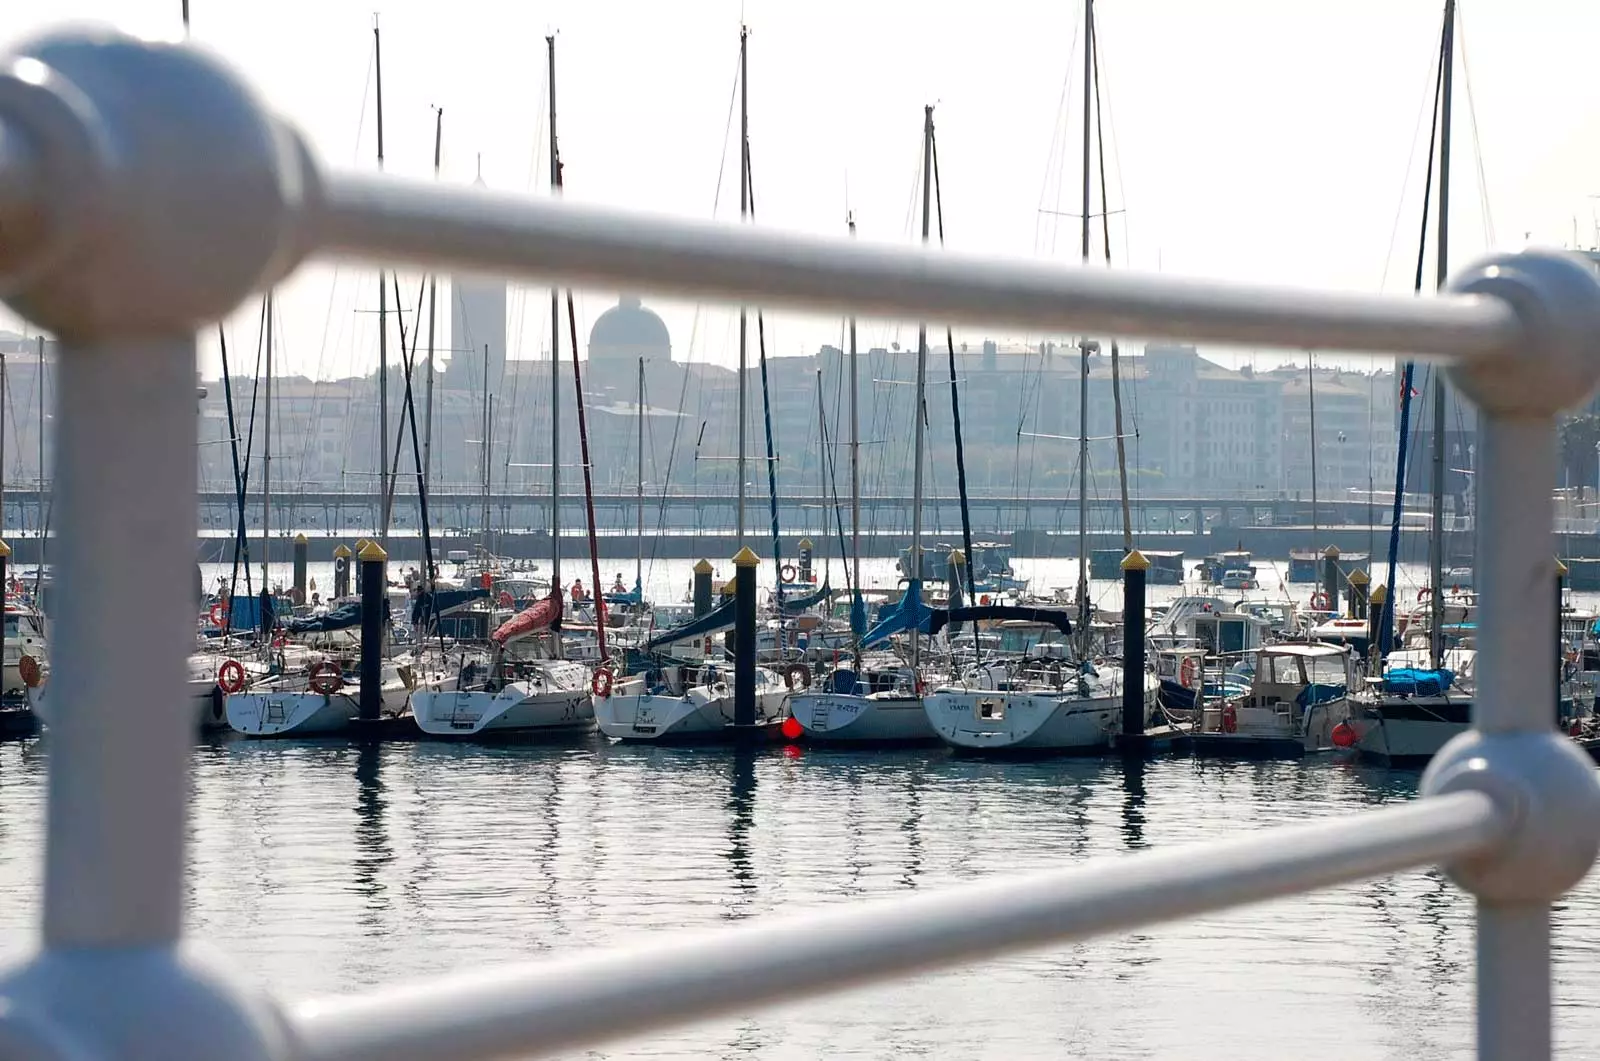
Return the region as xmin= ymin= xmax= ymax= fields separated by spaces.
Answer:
xmin=1220 ymin=703 xmax=1238 ymax=734
xmin=1179 ymin=656 xmax=1199 ymax=689
xmin=784 ymin=662 xmax=812 ymax=690
xmin=17 ymin=654 xmax=41 ymax=689
xmin=208 ymin=601 xmax=228 ymax=628
xmin=592 ymin=666 xmax=614 ymax=698
xmin=309 ymin=660 xmax=343 ymax=695
xmin=217 ymin=658 xmax=247 ymax=694
xmin=498 ymin=590 xmax=514 ymax=608
xmin=781 ymin=564 xmax=797 ymax=583
xmin=1310 ymin=592 xmax=1330 ymax=610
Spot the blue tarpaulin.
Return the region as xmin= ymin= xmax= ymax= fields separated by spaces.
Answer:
xmin=1382 ymin=668 xmax=1454 ymax=696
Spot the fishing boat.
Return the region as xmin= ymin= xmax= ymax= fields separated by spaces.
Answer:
xmin=411 ymin=592 xmax=592 ymax=737
xmin=1192 ymin=643 xmax=1353 ymax=758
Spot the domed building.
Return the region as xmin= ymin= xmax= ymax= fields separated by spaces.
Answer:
xmin=588 ymin=296 xmax=671 ymax=369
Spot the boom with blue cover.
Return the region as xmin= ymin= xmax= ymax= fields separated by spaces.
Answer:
xmin=645 ymin=596 xmax=737 ymax=653
xmin=927 ymin=605 xmax=1072 ymax=639
xmin=861 ymin=580 xmax=933 ymax=648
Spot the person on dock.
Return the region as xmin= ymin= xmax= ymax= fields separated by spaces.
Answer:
xmin=611 ymin=573 xmax=627 ymax=596
xmin=570 ymin=579 xmax=588 ymax=604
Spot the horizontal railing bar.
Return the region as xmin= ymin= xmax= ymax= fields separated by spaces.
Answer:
xmin=291 ymin=789 xmax=1508 ymax=1061
xmin=312 ymin=174 xmax=1523 ymax=361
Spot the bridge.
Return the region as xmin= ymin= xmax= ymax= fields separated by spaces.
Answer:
xmin=0 ymin=27 xmax=1591 ymax=1061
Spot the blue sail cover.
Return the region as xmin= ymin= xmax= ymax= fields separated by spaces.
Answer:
xmin=281 ymin=600 xmax=366 ymax=634
xmin=779 ymin=579 xmax=831 ymax=615
xmin=861 ymin=580 xmax=933 ymax=649
xmin=850 ymin=592 xmax=867 ymax=638
xmin=645 ymin=596 xmax=737 ymax=653
xmin=927 ymin=604 xmax=1072 ymax=639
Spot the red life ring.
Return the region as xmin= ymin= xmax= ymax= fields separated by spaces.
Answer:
xmin=980 ymin=594 xmax=991 ymax=606
xmin=498 ymin=590 xmax=514 ymax=608
xmin=309 ymin=660 xmax=343 ymax=695
xmin=1570 ymin=719 xmax=1584 ymax=738
xmin=1417 ymin=587 xmax=1433 ymax=601
xmin=217 ymin=658 xmax=247 ymax=694
xmin=1179 ymin=656 xmax=1200 ymax=689
xmin=208 ymin=601 xmax=228 ymax=628
xmin=592 ymin=666 xmax=614 ymax=699
xmin=1220 ymin=703 xmax=1238 ymax=734
xmin=17 ymin=655 xmax=42 ymax=690
xmin=1310 ymin=592 xmax=1330 ymax=610
xmin=784 ymin=663 xmax=812 ymax=690
xmin=271 ymin=632 xmax=287 ymax=650
xmin=781 ymin=564 xmax=797 ymax=583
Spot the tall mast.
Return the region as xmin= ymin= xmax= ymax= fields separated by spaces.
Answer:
xmin=1075 ymin=0 xmax=1093 ymax=645
xmin=910 ymin=104 xmax=933 ymax=676
xmin=261 ymin=293 xmax=272 ymax=597
xmin=547 ymin=34 xmax=561 ymax=595
xmin=847 ymin=215 xmax=861 ymax=629
xmin=1 ymin=351 xmax=8 ymax=544
xmin=736 ymin=25 xmax=749 ymax=547
xmin=373 ymin=17 xmax=390 ymax=546
xmin=424 ymin=107 xmax=441 ymax=492
xmin=1309 ymin=352 xmax=1319 ymax=548
xmin=1430 ymin=0 xmax=1455 ymax=670
xmin=481 ymin=345 xmax=491 ymax=553
xmin=1089 ymin=15 xmax=1132 ymax=551
xmin=636 ymin=356 xmax=645 ymax=597
xmin=35 ymin=335 xmax=43 ymax=597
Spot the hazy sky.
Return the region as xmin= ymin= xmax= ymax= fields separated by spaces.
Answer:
xmin=6 ymin=0 xmax=1600 ymax=378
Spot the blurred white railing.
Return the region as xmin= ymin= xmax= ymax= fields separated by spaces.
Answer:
xmin=0 ymin=27 xmax=1596 ymax=1061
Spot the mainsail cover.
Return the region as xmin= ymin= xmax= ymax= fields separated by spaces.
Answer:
xmin=645 ymin=596 xmax=737 ymax=653
xmin=491 ymin=591 xmax=563 ymax=646
xmin=778 ymin=578 xmax=831 ymax=615
xmin=861 ymin=580 xmax=933 ymax=648
xmin=927 ymin=604 xmax=1072 ymax=639
xmin=281 ymin=600 xmax=365 ymax=634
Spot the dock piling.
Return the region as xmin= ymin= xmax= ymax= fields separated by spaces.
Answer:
xmin=732 ymin=547 xmax=758 ymax=728
xmin=292 ymin=532 xmax=308 ymax=603
xmin=693 ymin=559 xmax=713 ymax=618
xmin=1349 ymin=568 xmax=1370 ymax=620
xmin=333 ymin=543 xmax=352 ymax=598
xmin=1121 ymin=550 xmax=1149 ymax=741
xmin=797 ymin=537 xmax=813 ymax=583
xmin=1368 ymin=583 xmax=1387 ymax=671
xmin=358 ymin=540 xmax=387 ymax=721
xmin=1322 ymin=544 xmax=1341 ymax=614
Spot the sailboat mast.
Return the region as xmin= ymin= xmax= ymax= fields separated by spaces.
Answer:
xmin=1089 ymin=20 xmax=1133 ymax=552
xmin=910 ymin=104 xmax=934 ymax=675
xmin=1075 ymin=0 xmax=1093 ymax=641
xmin=1429 ymin=0 xmax=1455 ymax=669
xmin=636 ymin=356 xmax=645 ymax=596
xmin=424 ymin=107 xmax=441 ymax=493
xmin=547 ymin=34 xmax=561 ymax=595
xmin=374 ymin=17 xmax=390 ymax=547
xmin=736 ymin=26 xmax=749 ymax=549
xmin=261 ymin=293 xmax=272 ymax=596
xmin=1309 ymin=352 xmax=1319 ymax=547
xmin=481 ymin=345 xmax=491 ymax=553
xmin=847 ymin=217 xmax=861 ymax=604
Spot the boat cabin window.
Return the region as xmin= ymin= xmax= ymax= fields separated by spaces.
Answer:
xmin=1305 ymin=655 xmax=1348 ymax=686
xmin=3 ymin=615 xmax=37 ymax=640
xmin=1262 ymin=654 xmax=1301 ymax=685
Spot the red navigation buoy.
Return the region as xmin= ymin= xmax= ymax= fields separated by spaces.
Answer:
xmin=1331 ymin=721 xmax=1358 ymax=749
xmin=781 ymin=716 xmax=804 ymax=741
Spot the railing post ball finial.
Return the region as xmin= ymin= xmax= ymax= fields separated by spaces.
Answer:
xmin=1421 ymin=730 xmax=1600 ymax=903
xmin=0 ymin=28 xmax=316 ymax=339
xmin=1445 ymin=249 xmax=1600 ymax=415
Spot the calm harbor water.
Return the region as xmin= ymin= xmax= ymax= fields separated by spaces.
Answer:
xmin=2 ymin=553 xmax=1583 ymax=1057
xmin=0 ymin=739 xmax=1597 ymax=1059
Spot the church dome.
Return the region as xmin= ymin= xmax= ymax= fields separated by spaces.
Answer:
xmin=589 ymin=296 xmax=671 ymax=359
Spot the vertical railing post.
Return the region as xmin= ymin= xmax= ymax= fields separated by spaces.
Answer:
xmin=1422 ymin=252 xmax=1600 ymax=1061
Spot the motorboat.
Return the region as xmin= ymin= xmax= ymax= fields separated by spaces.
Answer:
xmin=1191 ymin=643 xmax=1353 ymax=758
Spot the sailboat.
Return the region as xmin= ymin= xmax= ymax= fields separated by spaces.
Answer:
xmin=413 ymin=34 xmax=596 ymax=738
xmin=1343 ymin=0 xmax=1474 ymax=765
xmin=594 ymin=25 xmax=788 ymax=744
xmin=789 ymin=109 xmax=946 ymax=745
xmin=924 ymin=0 xmax=1136 ymax=755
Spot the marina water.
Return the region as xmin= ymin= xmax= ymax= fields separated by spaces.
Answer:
xmin=1 ymin=555 xmax=1592 ymax=1058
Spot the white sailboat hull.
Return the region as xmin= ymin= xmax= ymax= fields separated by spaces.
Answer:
xmin=790 ymin=692 xmax=935 ymax=743
xmin=925 ymin=689 xmax=1121 ymax=753
xmin=596 ymin=672 xmax=789 ymax=742
xmin=412 ymin=681 xmax=593 ymax=737
xmin=226 ymin=676 xmax=413 ymax=738
xmin=1346 ymin=702 xmax=1469 ymax=764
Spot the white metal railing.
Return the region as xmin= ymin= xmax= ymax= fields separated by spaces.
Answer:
xmin=0 ymin=27 xmax=1596 ymax=1061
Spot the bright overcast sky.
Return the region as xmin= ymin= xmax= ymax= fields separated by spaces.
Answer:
xmin=5 ymin=0 xmax=1600 ymax=378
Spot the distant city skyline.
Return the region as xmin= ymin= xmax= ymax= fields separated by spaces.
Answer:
xmin=8 ymin=1 xmax=1600 ymax=381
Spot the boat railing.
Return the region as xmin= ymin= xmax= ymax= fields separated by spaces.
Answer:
xmin=0 ymin=28 xmax=1595 ymax=1061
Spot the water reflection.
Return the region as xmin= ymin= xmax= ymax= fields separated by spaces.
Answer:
xmin=723 ymin=750 xmax=758 ymax=914
xmin=352 ymin=741 xmax=391 ymax=926
xmin=1119 ymin=756 xmax=1148 ymax=850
